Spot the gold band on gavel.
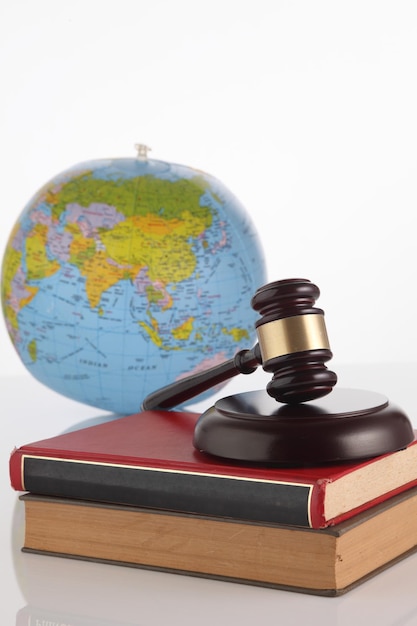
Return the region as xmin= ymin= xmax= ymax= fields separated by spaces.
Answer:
xmin=256 ymin=314 xmax=330 ymax=362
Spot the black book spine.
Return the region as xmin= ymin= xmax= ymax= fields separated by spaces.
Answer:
xmin=22 ymin=457 xmax=313 ymax=527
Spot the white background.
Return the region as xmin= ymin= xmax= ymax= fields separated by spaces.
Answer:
xmin=1 ymin=0 xmax=417 ymax=380
xmin=2 ymin=6 xmax=417 ymax=622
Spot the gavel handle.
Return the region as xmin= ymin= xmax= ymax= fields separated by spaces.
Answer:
xmin=141 ymin=345 xmax=262 ymax=411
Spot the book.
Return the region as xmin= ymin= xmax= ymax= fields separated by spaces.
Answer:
xmin=9 ymin=409 xmax=417 ymax=529
xmin=19 ymin=486 xmax=417 ymax=596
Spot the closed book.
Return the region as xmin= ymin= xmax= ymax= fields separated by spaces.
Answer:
xmin=20 ymin=486 xmax=417 ymax=596
xmin=9 ymin=409 xmax=417 ymax=529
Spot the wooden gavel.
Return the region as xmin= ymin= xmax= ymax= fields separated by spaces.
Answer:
xmin=142 ymin=278 xmax=337 ymax=410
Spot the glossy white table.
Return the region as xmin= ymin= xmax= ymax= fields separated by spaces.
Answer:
xmin=3 ymin=364 xmax=417 ymax=625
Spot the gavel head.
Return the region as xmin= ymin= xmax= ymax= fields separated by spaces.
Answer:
xmin=251 ymin=278 xmax=337 ymax=403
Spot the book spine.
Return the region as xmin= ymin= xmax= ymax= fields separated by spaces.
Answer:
xmin=10 ymin=450 xmax=322 ymax=527
xmin=9 ymin=448 xmax=24 ymax=491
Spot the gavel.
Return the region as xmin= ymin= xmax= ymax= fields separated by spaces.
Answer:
xmin=142 ymin=278 xmax=337 ymax=410
xmin=142 ymin=277 xmax=413 ymax=465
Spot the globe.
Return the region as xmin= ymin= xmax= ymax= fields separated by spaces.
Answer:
xmin=1 ymin=151 xmax=266 ymax=414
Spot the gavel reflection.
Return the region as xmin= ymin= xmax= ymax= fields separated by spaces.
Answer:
xmin=142 ymin=278 xmax=337 ymax=411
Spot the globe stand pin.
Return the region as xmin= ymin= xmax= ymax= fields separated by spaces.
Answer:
xmin=135 ymin=143 xmax=151 ymax=160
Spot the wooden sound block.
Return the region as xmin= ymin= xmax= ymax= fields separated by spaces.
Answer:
xmin=193 ymin=388 xmax=415 ymax=465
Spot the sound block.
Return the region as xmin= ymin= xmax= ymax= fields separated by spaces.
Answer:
xmin=193 ymin=388 xmax=415 ymax=465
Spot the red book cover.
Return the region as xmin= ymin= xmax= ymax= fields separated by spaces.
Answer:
xmin=9 ymin=409 xmax=417 ymax=528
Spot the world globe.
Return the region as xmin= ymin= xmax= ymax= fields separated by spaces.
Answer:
xmin=1 ymin=149 xmax=266 ymax=415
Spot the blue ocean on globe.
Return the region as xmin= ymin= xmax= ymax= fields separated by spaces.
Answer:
xmin=1 ymin=154 xmax=266 ymax=414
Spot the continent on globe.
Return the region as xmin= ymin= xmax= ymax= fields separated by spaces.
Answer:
xmin=1 ymin=151 xmax=266 ymax=414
